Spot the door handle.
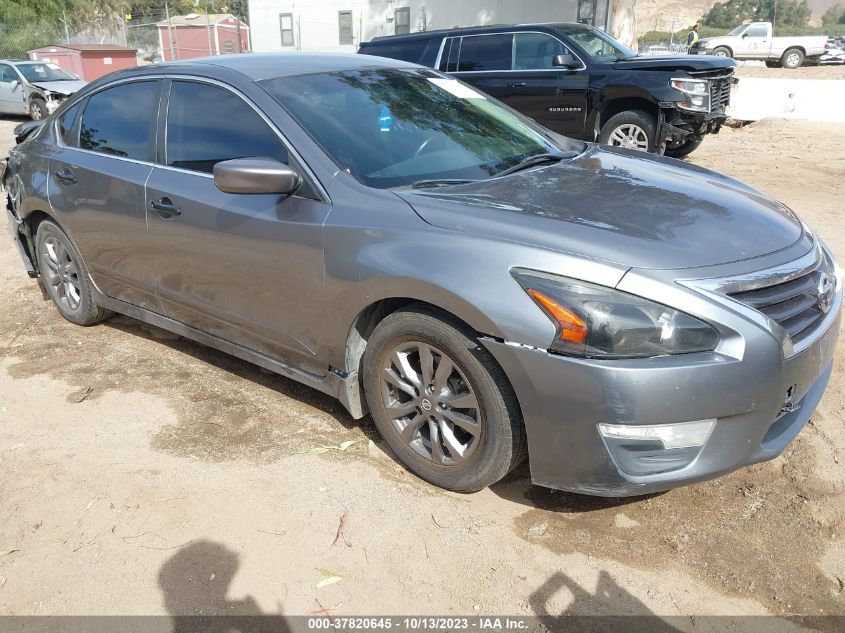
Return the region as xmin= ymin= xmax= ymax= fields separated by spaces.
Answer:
xmin=54 ymin=168 xmax=77 ymax=186
xmin=149 ymin=197 xmax=181 ymax=219
xmin=509 ymin=82 xmax=527 ymax=88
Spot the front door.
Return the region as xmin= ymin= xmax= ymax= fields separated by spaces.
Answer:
xmin=735 ymin=23 xmax=772 ymax=59
xmin=0 ymin=64 xmax=24 ymax=114
xmin=499 ymin=33 xmax=589 ymax=138
xmin=145 ymin=79 xmax=330 ymax=371
xmin=48 ymin=79 xmax=162 ymax=311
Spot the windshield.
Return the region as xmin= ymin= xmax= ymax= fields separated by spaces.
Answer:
xmin=262 ymin=68 xmax=578 ymax=189
xmin=16 ymin=63 xmax=79 ymax=82
xmin=552 ymin=24 xmax=636 ymax=60
xmin=728 ymin=25 xmax=747 ymax=36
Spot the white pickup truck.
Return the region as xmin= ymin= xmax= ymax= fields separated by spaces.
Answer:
xmin=691 ymin=22 xmax=827 ymax=69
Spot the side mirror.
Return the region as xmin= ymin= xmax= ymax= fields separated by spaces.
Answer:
xmin=213 ymin=158 xmax=301 ymax=195
xmin=552 ymin=54 xmax=580 ymax=69
xmin=10 ymin=79 xmax=19 ymax=90
xmin=741 ymin=32 xmax=749 ymax=38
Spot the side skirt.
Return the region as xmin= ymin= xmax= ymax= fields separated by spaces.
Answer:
xmin=92 ymin=290 xmax=366 ymax=418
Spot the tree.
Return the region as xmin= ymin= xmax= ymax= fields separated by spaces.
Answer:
xmin=702 ymin=0 xmax=811 ymax=29
xmin=822 ymin=4 xmax=845 ymax=25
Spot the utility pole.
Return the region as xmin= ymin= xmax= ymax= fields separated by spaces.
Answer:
xmin=122 ymin=6 xmax=129 ymax=46
xmin=206 ymin=0 xmax=214 ymax=55
xmin=61 ymin=9 xmax=71 ymax=45
xmin=165 ymin=1 xmax=176 ymax=60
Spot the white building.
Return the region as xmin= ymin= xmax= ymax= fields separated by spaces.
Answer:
xmin=247 ymin=1 xmax=614 ymax=53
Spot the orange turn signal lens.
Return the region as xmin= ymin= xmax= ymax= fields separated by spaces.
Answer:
xmin=527 ymin=288 xmax=588 ymax=344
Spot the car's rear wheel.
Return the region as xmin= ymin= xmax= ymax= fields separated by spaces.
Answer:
xmin=664 ymin=135 xmax=704 ymax=159
xmin=781 ymin=48 xmax=804 ymax=69
xmin=35 ymin=219 xmax=110 ymax=326
xmin=29 ymin=98 xmax=47 ymax=121
xmin=362 ymin=305 xmax=526 ymax=492
xmin=599 ymin=110 xmax=656 ymax=152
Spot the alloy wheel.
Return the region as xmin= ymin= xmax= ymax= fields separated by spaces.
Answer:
xmin=786 ymin=52 xmax=801 ymax=67
xmin=30 ymin=103 xmax=44 ymax=120
xmin=380 ymin=340 xmax=482 ymax=466
xmin=607 ymin=124 xmax=649 ymax=151
xmin=41 ymin=236 xmax=82 ymax=311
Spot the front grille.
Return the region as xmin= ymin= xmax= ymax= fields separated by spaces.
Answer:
xmin=688 ymin=68 xmax=735 ymax=110
xmin=729 ymin=258 xmax=835 ymax=346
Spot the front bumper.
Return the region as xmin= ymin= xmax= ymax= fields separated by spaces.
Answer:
xmin=483 ymin=258 xmax=841 ymax=496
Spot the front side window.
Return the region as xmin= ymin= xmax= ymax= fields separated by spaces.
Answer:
xmin=746 ymin=24 xmax=768 ymax=37
xmin=513 ymin=33 xmax=572 ymax=70
xmin=79 ymin=81 xmax=160 ymax=160
xmin=0 ymin=64 xmax=17 ymax=83
xmin=262 ymin=68 xmax=573 ymax=189
xmin=394 ymin=7 xmax=410 ymax=35
xmin=553 ymin=23 xmax=635 ymax=61
xmin=339 ymin=11 xmax=353 ymax=45
xmin=457 ymin=34 xmax=513 ymax=71
xmin=279 ymin=13 xmax=294 ymax=47
xmin=165 ymin=81 xmax=288 ymax=174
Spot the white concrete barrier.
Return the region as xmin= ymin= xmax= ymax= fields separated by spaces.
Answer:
xmin=728 ymin=77 xmax=845 ymax=123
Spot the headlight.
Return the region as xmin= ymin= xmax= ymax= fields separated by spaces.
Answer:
xmin=512 ymin=269 xmax=720 ymax=358
xmin=670 ymin=78 xmax=711 ymax=113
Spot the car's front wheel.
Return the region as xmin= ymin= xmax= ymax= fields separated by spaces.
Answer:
xmin=362 ymin=305 xmax=526 ymax=492
xmin=35 ymin=219 xmax=110 ymax=326
xmin=599 ymin=110 xmax=656 ymax=152
xmin=29 ymin=98 xmax=47 ymax=121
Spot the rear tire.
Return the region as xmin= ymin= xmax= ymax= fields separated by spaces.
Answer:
xmin=598 ymin=110 xmax=656 ymax=152
xmin=664 ymin=135 xmax=704 ymax=159
xmin=711 ymin=47 xmax=732 ymax=58
xmin=781 ymin=48 xmax=804 ymax=69
xmin=362 ymin=305 xmax=526 ymax=492
xmin=35 ymin=219 xmax=110 ymax=326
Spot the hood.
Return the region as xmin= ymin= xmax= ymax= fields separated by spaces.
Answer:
xmin=30 ymin=80 xmax=86 ymax=96
xmin=612 ymin=55 xmax=735 ymax=72
xmin=395 ymin=145 xmax=803 ymax=270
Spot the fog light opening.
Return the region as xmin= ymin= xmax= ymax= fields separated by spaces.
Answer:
xmin=598 ymin=419 xmax=716 ymax=449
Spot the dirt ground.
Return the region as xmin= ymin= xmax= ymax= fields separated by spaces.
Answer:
xmin=735 ymin=62 xmax=845 ymax=80
xmin=0 ymin=114 xmax=843 ymax=629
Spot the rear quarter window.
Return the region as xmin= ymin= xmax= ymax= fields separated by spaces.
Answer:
xmin=360 ymin=37 xmax=440 ymax=66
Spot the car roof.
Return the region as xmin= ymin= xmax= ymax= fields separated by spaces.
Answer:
xmin=364 ymin=21 xmax=581 ymax=43
xmin=153 ymin=52 xmax=420 ymax=81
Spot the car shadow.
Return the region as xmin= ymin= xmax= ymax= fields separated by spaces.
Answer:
xmin=158 ymin=539 xmax=290 ymax=632
xmin=490 ymin=464 xmax=665 ymax=513
xmin=102 ymin=313 xmax=382 ymax=443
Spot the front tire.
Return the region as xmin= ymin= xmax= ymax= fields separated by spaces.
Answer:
xmin=711 ymin=46 xmax=732 ymax=58
xmin=781 ymin=48 xmax=804 ymax=69
xmin=664 ymin=135 xmax=704 ymax=158
xmin=35 ymin=219 xmax=110 ymax=326
xmin=598 ymin=110 xmax=656 ymax=152
xmin=29 ymin=98 xmax=47 ymax=121
xmin=362 ymin=305 xmax=526 ymax=492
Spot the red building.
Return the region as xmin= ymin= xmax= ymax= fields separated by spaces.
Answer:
xmin=156 ymin=13 xmax=250 ymax=61
xmin=28 ymin=44 xmax=138 ymax=82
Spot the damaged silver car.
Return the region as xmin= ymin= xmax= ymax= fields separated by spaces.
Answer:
xmin=0 ymin=60 xmax=87 ymax=120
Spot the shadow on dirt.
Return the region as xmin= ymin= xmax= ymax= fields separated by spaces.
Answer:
xmin=531 ymin=570 xmax=682 ymax=630
xmin=158 ymin=539 xmax=290 ymax=632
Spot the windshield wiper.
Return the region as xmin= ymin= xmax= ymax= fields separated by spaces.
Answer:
xmin=493 ymin=151 xmax=580 ymax=178
xmin=410 ymin=178 xmax=477 ymax=189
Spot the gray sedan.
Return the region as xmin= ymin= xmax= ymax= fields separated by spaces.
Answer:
xmin=3 ymin=53 xmax=841 ymax=495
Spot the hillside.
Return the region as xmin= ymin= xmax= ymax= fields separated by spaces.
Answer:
xmin=637 ymin=0 xmax=842 ymax=32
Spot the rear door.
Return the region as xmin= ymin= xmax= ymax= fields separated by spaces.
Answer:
xmin=499 ymin=32 xmax=589 ymax=138
xmin=48 ymin=79 xmax=163 ymax=312
xmin=144 ymin=79 xmax=330 ymax=371
xmin=447 ymin=33 xmax=513 ymax=98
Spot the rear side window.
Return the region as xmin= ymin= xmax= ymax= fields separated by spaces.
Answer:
xmin=360 ymin=38 xmax=434 ymax=65
xmin=58 ymin=102 xmax=81 ymax=146
xmin=513 ymin=33 xmax=571 ymax=69
xmin=165 ymin=81 xmax=288 ymax=174
xmin=457 ymin=34 xmax=512 ymax=71
xmin=79 ymin=81 xmax=160 ymax=160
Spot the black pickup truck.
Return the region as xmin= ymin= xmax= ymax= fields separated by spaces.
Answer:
xmin=359 ymin=23 xmax=736 ymax=157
